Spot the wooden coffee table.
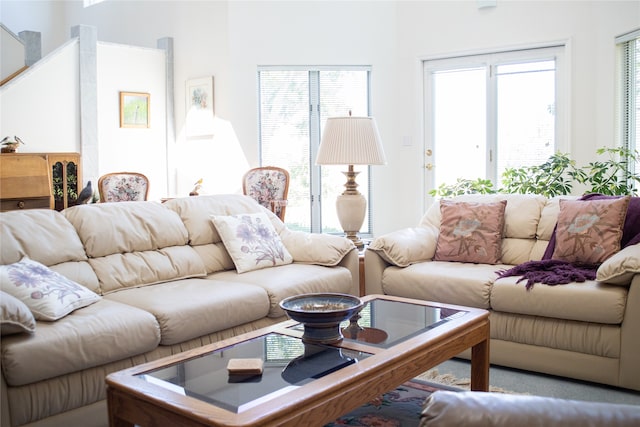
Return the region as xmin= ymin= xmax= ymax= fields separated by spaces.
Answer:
xmin=106 ymin=294 xmax=489 ymax=426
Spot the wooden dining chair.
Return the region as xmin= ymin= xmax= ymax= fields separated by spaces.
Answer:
xmin=242 ymin=166 xmax=290 ymax=221
xmin=98 ymin=172 xmax=149 ymax=202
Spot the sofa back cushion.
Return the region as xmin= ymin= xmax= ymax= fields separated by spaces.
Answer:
xmin=422 ymin=194 xmax=547 ymax=265
xmin=164 ymin=194 xmax=277 ymax=273
xmin=0 ymin=209 xmax=100 ymax=293
xmin=63 ymin=201 xmax=206 ymax=294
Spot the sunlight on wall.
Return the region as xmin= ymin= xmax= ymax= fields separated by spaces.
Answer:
xmin=174 ymin=116 xmax=249 ymax=197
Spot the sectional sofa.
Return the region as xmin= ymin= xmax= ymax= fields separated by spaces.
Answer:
xmin=0 ymin=194 xmax=359 ymax=427
xmin=365 ymin=193 xmax=640 ymax=391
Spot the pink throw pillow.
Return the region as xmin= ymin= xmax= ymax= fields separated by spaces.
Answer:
xmin=434 ymin=200 xmax=507 ymax=264
xmin=552 ymin=196 xmax=630 ymax=264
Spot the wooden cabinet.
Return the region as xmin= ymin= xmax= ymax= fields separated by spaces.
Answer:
xmin=0 ymin=152 xmax=82 ymax=212
xmin=0 ymin=153 xmax=53 ymax=211
xmin=48 ymin=153 xmax=81 ymax=210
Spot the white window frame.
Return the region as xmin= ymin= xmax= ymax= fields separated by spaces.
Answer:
xmin=257 ymin=66 xmax=374 ymax=235
xmin=616 ymin=29 xmax=640 ymax=175
xmin=422 ymin=42 xmax=569 ymax=190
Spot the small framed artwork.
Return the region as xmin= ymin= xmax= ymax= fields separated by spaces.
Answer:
xmin=185 ymin=76 xmax=215 ymax=137
xmin=120 ymin=92 xmax=150 ymax=128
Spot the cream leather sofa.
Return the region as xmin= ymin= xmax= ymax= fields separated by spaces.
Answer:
xmin=0 ymin=194 xmax=358 ymax=427
xmin=365 ymin=193 xmax=640 ymax=391
xmin=421 ymin=391 xmax=640 ymax=427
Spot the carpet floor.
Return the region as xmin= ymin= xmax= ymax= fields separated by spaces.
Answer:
xmin=325 ymin=369 xmax=511 ymax=427
xmin=324 ymin=378 xmax=443 ymax=427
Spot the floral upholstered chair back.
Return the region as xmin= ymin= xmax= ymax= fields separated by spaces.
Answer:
xmin=98 ymin=172 xmax=149 ymax=202
xmin=242 ymin=166 xmax=290 ymax=221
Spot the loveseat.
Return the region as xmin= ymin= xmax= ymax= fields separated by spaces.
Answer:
xmin=0 ymin=194 xmax=359 ymax=427
xmin=365 ymin=193 xmax=640 ymax=391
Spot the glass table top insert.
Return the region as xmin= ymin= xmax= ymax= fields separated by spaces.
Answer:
xmin=139 ymin=333 xmax=370 ymax=413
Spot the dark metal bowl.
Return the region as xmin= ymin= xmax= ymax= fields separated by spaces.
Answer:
xmin=279 ymin=293 xmax=364 ymax=344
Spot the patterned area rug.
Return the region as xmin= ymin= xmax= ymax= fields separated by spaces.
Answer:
xmin=325 ymin=369 xmax=516 ymax=426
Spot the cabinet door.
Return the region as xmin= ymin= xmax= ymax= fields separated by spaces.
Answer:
xmin=48 ymin=153 xmax=81 ymax=211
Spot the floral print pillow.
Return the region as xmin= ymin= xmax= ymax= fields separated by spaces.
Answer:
xmin=434 ymin=200 xmax=507 ymax=264
xmin=212 ymin=212 xmax=293 ymax=273
xmin=1 ymin=291 xmax=36 ymax=335
xmin=552 ymin=197 xmax=630 ymax=264
xmin=0 ymin=258 xmax=101 ymax=321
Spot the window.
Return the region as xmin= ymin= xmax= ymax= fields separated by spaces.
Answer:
xmin=258 ymin=67 xmax=372 ymax=234
xmin=423 ymin=45 xmax=566 ymax=190
xmin=617 ymin=30 xmax=640 ymax=174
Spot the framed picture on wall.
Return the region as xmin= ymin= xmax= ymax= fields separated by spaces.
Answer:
xmin=185 ymin=76 xmax=215 ymax=137
xmin=120 ymin=92 xmax=150 ymax=128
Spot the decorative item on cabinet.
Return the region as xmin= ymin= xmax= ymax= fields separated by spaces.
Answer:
xmin=1 ymin=136 xmax=26 ymax=153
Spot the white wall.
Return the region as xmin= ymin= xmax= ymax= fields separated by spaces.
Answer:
xmin=1 ymin=0 xmax=638 ymax=233
xmin=97 ymin=42 xmax=168 ymax=200
xmin=0 ymin=39 xmax=80 ymax=152
xmin=1 ymin=24 xmax=25 ymax=81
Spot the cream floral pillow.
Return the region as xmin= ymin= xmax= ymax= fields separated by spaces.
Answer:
xmin=552 ymin=197 xmax=630 ymax=264
xmin=0 ymin=258 xmax=101 ymax=321
xmin=1 ymin=291 xmax=36 ymax=335
xmin=212 ymin=212 xmax=293 ymax=273
xmin=434 ymin=200 xmax=507 ymax=264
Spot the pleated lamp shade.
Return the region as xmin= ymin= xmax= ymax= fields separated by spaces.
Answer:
xmin=316 ymin=117 xmax=387 ymax=165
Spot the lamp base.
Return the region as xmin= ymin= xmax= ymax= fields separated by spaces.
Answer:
xmin=336 ymin=193 xmax=366 ymax=248
xmin=336 ymin=166 xmax=366 ymax=249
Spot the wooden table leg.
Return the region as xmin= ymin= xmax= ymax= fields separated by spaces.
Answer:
xmin=469 ymin=329 xmax=490 ymax=391
xmin=107 ymin=388 xmax=136 ymax=427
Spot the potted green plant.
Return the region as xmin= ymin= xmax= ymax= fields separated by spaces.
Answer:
xmin=430 ymin=147 xmax=639 ymax=197
xmin=576 ymin=147 xmax=639 ymax=195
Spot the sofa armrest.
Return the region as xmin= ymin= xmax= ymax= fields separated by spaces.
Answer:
xmin=338 ymin=248 xmax=360 ymax=296
xmin=620 ymin=273 xmax=640 ymax=390
xmin=279 ymin=229 xmax=355 ymax=266
xmin=278 ymin=229 xmax=360 ymax=296
xmin=364 ymin=249 xmax=389 ymax=295
xmin=421 ymin=391 xmax=640 ymax=427
xmin=368 ymin=226 xmax=438 ymax=268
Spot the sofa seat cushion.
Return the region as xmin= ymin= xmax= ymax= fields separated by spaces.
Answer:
xmin=491 ymin=276 xmax=627 ymax=324
xmin=381 ymin=261 xmax=501 ymax=309
xmin=490 ymin=311 xmax=620 ymax=358
xmin=211 ymin=264 xmax=353 ymax=317
xmin=104 ymin=278 xmax=270 ymax=345
xmin=1 ymin=299 xmax=159 ymax=386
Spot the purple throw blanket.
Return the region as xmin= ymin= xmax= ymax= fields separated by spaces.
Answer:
xmin=497 ymin=193 xmax=639 ymax=290
xmin=496 ymin=260 xmax=597 ymax=291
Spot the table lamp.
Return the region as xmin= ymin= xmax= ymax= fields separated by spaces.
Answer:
xmin=316 ymin=115 xmax=387 ymax=248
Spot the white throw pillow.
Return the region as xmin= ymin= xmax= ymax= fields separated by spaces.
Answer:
xmin=212 ymin=212 xmax=293 ymax=273
xmin=0 ymin=291 xmax=36 ymax=335
xmin=0 ymin=258 xmax=101 ymax=321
